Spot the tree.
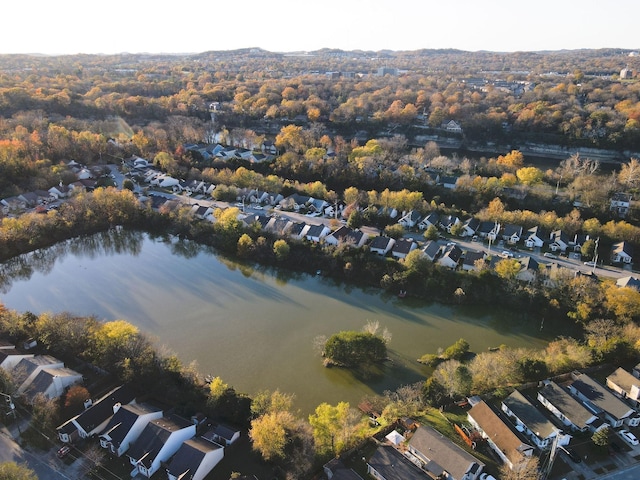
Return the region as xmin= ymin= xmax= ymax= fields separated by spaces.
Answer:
xmin=64 ymin=385 xmax=90 ymax=411
xmin=209 ymin=376 xmax=229 ymax=402
xmin=581 ymin=239 xmax=596 ymax=259
xmin=308 ymin=401 xmax=360 ymax=455
xmin=516 ymin=166 xmax=544 ymax=185
xmin=495 ymin=258 xmax=522 ymax=281
xmin=273 ymin=239 xmax=290 ymax=261
xmin=496 ymin=150 xmax=524 ymax=171
xmin=618 ymin=158 xmax=640 ymax=189
xmin=592 ymin=426 xmax=610 ymax=447
xmin=237 ymin=233 xmax=254 ymax=257
xmin=0 ymin=462 xmax=37 ymax=480
xmin=249 ymin=410 xmax=293 ymax=461
xmin=499 ymin=456 xmax=540 ymax=480
xmin=323 ymin=331 xmax=387 ymax=367
xmin=384 ymin=223 xmax=405 ymax=239
xmin=450 ymin=222 xmax=464 ymax=237
xmin=423 ymin=224 xmax=439 ymax=241
xmin=432 ymin=360 xmax=472 ymax=398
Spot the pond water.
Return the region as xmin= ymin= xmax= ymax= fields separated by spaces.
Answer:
xmin=0 ymin=230 xmax=554 ymax=413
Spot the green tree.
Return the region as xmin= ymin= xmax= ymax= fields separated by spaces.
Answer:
xmin=249 ymin=410 xmax=293 ymax=461
xmin=516 ymin=166 xmax=544 ymax=185
xmin=592 ymin=426 xmax=610 ymax=447
xmin=122 ymin=178 xmax=135 ymax=191
xmin=323 ymin=331 xmax=387 ymax=367
xmin=581 ymin=239 xmax=596 ymax=259
xmin=308 ymin=401 xmax=359 ymax=455
xmin=209 ymin=376 xmax=229 ymax=403
xmin=443 ymin=338 xmax=470 ymax=360
xmin=273 ymin=239 xmax=290 ymax=260
xmin=237 ymin=233 xmax=254 ymax=257
xmin=423 ymin=224 xmax=439 ymax=240
xmin=384 ymin=223 xmax=405 ymax=239
xmin=495 ymin=258 xmax=522 ymax=280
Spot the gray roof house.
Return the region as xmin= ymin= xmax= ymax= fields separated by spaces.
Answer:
xmin=611 ymin=241 xmax=633 ymax=264
xmin=501 ymin=390 xmax=569 ymax=450
xmin=407 ymin=425 xmax=485 ymax=480
xmin=99 ymin=403 xmax=163 ymax=457
xmin=437 ymin=244 xmax=462 ymax=269
xmin=468 ymin=400 xmax=534 ymax=470
xmin=568 ymin=372 xmax=640 ymax=428
xmin=369 ymin=236 xmax=396 ymax=256
xmin=325 ymin=226 xmax=368 ymax=248
xmin=606 ymin=367 xmax=640 ymax=407
xmin=462 ymin=251 xmax=485 ymax=271
xmin=537 ymin=381 xmax=601 ymax=432
xmin=616 ymin=276 xmax=640 ymax=290
xmin=12 ymin=355 xmax=64 ymax=395
xmin=524 ymin=226 xmax=548 ymax=249
xmin=127 ymin=414 xmax=196 ymax=478
xmin=367 ymin=444 xmax=431 ymax=480
xmin=21 ymin=366 xmax=83 ymax=403
xmin=422 ymin=240 xmax=442 ymax=262
xmin=305 ymin=224 xmax=331 ymax=243
xmin=166 ymin=437 xmax=224 ymax=480
xmin=57 ymin=385 xmax=136 ymax=444
xmin=202 ymin=423 xmax=241 ymax=446
xmin=391 ymin=238 xmax=417 ymax=259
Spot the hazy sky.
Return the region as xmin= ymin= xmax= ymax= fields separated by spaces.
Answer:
xmin=3 ymin=0 xmax=639 ymax=55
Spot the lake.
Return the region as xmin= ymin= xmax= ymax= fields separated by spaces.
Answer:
xmin=0 ymin=230 xmax=553 ymax=413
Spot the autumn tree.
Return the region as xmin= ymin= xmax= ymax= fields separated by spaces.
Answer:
xmin=0 ymin=462 xmax=37 ymax=480
xmin=495 ymin=258 xmax=522 ymax=281
xmin=273 ymin=239 xmax=290 ymax=260
xmin=64 ymin=385 xmax=90 ymax=411
xmin=496 ymin=150 xmax=524 ymax=171
xmin=618 ymin=158 xmax=640 ymax=189
xmin=308 ymin=401 xmax=361 ymax=455
xmin=499 ymin=456 xmax=540 ymax=480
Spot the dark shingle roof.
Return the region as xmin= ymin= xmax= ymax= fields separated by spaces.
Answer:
xmin=502 ymin=390 xmax=558 ymax=440
xmin=73 ymin=385 xmax=136 ymax=434
xmin=537 ymin=381 xmax=594 ymax=429
xmin=408 ymin=426 xmax=484 ymax=479
xmin=166 ymin=437 xmax=222 ymax=479
xmin=99 ymin=403 xmax=162 ymax=447
xmin=368 ymin=445 xmax=429 ymax=480
xmin=571 ymin=373 xmax=634 ymax=420
xmin=128 ymin=415 xmax=192 ymax=467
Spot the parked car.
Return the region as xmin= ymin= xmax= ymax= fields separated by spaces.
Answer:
xmin=584 ymin=261 xmax=596 ymax=267
xmin=499 ymin=250 xmax=514 ymax=258
xmin=619 ymin=429 xmax=639 ymax=446
xmin=480 ymin=474 xmax=497 ymax=480
xmin=561 ymin=446 xmax=582 ymax=463
xmin=57 ymin=445 xmax=71 ymax=458
xmin=543 ymin=252 xmax=557 ymax=259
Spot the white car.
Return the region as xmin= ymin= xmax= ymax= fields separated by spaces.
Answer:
xmin=499 ymin=250 xmax=514 ymax=258
xmin=543 ymin=252 xmax=557 ymax=259
xmin=584 ymin=261 xmax=596 ymax=267
xmin=619 ymin=429 xmax=639 ymax=446
xmin=254 ymin=205 xmax=263 ymax=210
xmin=480 ymin=474 xmax=497 ymax=480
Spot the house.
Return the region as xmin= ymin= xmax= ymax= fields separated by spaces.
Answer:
xmin=391 ymin=238 xmax=417 ymax=259
xmin=568 ymin=372 xmax=640 ymax=428
xmin=460 ymin=218 xmax=480 ymax=237
xmin=501 ymin=390 xmax=569 ymax=450
xmin=467 ymin=400 xmax=534 ymax=470
xmin=48 ymin=184 xmax=71 ymax=199
xmin=616 ymin=276 xmax=640 ymax=290
xmin=70 ymin=178 xmax=97 ymax=192
xmin=305 ymin=224 xmax=331 ymax=243
xmin=280 ymin=194 xmax=312 ymax=211
xmin=202 ymin=423 xmax=241 ymax=446
xmin=57 ymin=385 xmax=136 ymax=444
xmin=369 ymin=236 xmax=396 ymax=256
xmin=99 ymin=403 xmax=164 ymax=457
xmin=549 ymin=230 xmax=570 ymax=252
xmin=323 ymin=458 xmax=365 ymax=480
xmin=127 ymin=414 xmax=196 ymax=478
xmin=611 ymin=241 xmax=633 ymax=264
xmin=462 ymin=251 xmax=485 ymax=271
xmin=440 ymin=176 xmax=460 ymax=189
xmin=524 ymin=226 xmax=547 ymax=249
xmin=606 ymin=367 xmax=640 ymax=406
xmin=265 ymin=217 xmax=293 ymax=236
xmin=325 ymin=226 xmax=368 ymax=248
xmin=442 ymin=120 xmax=463 ymax=133
xmin=418 ymin=212 xmax=440 ymax=231
xmin=516 ymin=256 xmax=539 ymax=283
xmin=438 ymin=244 xmax=462 ymax=269
xmin=21 ymin=366 xmax=83 ymax=403
xmin=398 ymin=210 xmax=422 ymax=229
xmin=610 ymin=193 xmax=632 ymax=217
xmin=407 ymin=425 xmax=485 ymax=480
xmin=422 ymin=240 xmax=442 ymax=262
xmin=10 ymin=355 xmax=64 ymax=395
xmin=288 ymin=222 xmax=309 ymax=240
xmin=262 ymin=140 xmax=278 ymax=155
xmin=367 ymin=445 xmax=431 ymax=480
xmin=0 ymin=349 xmax=34 ymax=371
xmin=501 ymin=224 xmax=523 ymax=244
xmin=476 ymin=221 xmax=500 ymax=241
xmin=537 ymin=381 xmax=602 ymax=432
xmin=190 ymin=205 xmax=214 ymax=220
xmin=1 ymin=196 xmax=27 ymax=213
xmin=165 ymin=437 xmax=224 ymax=480
xmin=439 ymin=215 xmax=461 ymax=233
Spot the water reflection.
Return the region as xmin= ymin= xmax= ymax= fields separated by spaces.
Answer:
xmin=0 ymin=230 xmax=555 ymax=414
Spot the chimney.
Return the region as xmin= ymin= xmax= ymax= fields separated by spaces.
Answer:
xmin=113 ymin=402 xmax=122 ymax=414
xmin=84 ymin=399 xmax=93 ymax=410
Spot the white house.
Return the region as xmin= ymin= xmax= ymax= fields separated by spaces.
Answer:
xmin=501 ymin=390 xmax=569 ymax=450
xmin=524 ymin=226 xmax=547 ymax=249
xmin=397 ymin=210 xmax=422 ymax=229
xmin=391 ymin=238 xmax=417 ymax=259
xmin=166 ymin=437 xmax=224 ymax=480
xmin=325 ymin=226 xmax=368 ymax=248
xmin=607 ymin=367 xmax=640 ymax=407
xmin=418 ymin=212 xmax=440 ymax=231
xmin=568 ymin=372 xmax=640 ymax=428
xmin=437 ymin=244 xmax=462 ymax=269
xmin=21 ymin=367 xmax=83 ymax=403
xmin=11 ymin=355 xmax=64 ymax=395
xmin=468 ymin=400 xmax=534 ymax=470
xmin=610 ymin=193 xmax=632 ymax=217
xmin=57 ymin=385 xmax=136 ymax=444
xmin=422 ymin=240 xmax=442 ymax=262
xmin=99 ymin=403 xmax=164 ymax=457
xmin=611 ymin=241 xmax=633 ymax=264
xmin=369 ymin=236 xmax=395 ymax=256
xmin=202 ymin=424 xmax=241 ymax=446
xmin=537 ymin=381 xmax=602 ymax=433
xmin=305 ymin=224 xmax=331 ymax=243
xmin=127 ymin=415 xmax=196 ymax=478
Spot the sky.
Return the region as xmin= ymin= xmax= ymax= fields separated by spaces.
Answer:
xmin=2 ymin=0 xmax=639 ymax=55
